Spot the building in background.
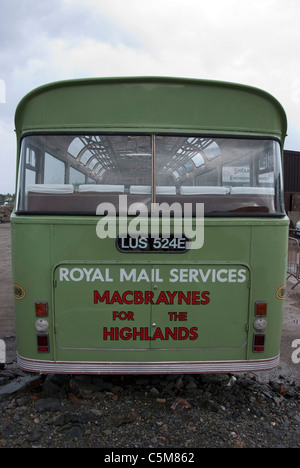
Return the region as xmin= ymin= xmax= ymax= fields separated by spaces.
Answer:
xmin=284 ymin=150 xmax=300 ymax=230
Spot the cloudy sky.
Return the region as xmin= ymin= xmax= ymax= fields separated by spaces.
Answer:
xmin=1 ymin=0 xmax=300 ymax=194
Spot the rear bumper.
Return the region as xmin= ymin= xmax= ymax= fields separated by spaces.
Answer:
xmin=17 ymin=353 xmax=280 ymax=374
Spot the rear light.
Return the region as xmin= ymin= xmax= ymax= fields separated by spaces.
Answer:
xmin=35 ymin=301 xmax=48 ymax=317
xmin=253 ymin=333 xmax=265 ymax=352
xmin=35 ymin=318 xmax=49 ymax=333
xmin=255 ymin=301 xmax=267 ymax=316
xmin=37 ymin=334 xmax=49 ymax=352
xmin=254 ymin=318 xmax=267 ymax=331
xmin=35 ymin=303 xmax=50 ymax=352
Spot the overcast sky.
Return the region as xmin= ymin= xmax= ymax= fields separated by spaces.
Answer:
xmin=1 ymin=0 xmax=300 ymax=194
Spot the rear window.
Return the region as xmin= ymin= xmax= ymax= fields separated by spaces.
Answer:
xmin=16 ymin=134 xmax=284 ymax=216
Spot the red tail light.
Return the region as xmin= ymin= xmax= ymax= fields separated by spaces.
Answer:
xmin=253 ymin=333 xmax=265 ymax=352
xmin=37 ymin=334 xmax=49 ymax=352
xmin=255 ymin=301 xmax=267 ymax=316
xmin=35 ymin=301 xmax=48 ymax=317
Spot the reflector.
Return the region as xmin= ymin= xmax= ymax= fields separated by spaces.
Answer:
xmin=255 ymin=301 xmax=267 ymax=316
xmin=35 ymin=301 xmax=48 ymax=317
xmin=253 ymin=333 xmax=265 ymax=352
xmin=37 ymin=334 xmax=49 ymax=352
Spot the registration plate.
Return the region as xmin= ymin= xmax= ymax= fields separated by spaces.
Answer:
xmin=117 ymin=235 xmax=188 ymax=253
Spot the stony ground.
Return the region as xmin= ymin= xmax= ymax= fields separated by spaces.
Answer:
xmin=0 ymin=364 xmax=299 ymax=448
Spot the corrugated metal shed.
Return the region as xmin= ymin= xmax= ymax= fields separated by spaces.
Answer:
xmin=284 ymin=150 xmax=300 ymax=216
xmin=284 ymin=150 xmax=300 ymax=193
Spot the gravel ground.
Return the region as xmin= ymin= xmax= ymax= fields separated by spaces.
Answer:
xmin=0 ymin=368 xmax=299 ymax=449
xmin=0 ymin=224 xmax=299 ymax=449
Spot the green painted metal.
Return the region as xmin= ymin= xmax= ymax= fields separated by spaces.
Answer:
xmin=11 ymin=77 xmax=289 ymax=372
xmin=11 ymin=215 xmax=288 ymax=366
xmin=14 ymin=77 xmax=287 ymax=161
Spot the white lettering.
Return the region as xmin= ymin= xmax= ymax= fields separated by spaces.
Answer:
xmin=211 ymin=269 xmax=216 ymax=282
xmin=59 ymin=267 xmax=70 ymax=281
xmin=104 ymin=451 xmax=139 ymax=466
xmin=82 ymin=268 xmax=94 ymax=282
xmin=238 ymin=269 xmax=247 ymax=283
xmin=150 ymin=202 xmax=183 ymax=239
xmin=91 ymin=268 xmax=105 ymax=282
xmin=59 ymin=267 xmax=113 ymax=282
xmin=118 ymin=195 xmax=128 ymax=238
xmin=189 ymin=268 xmax=199 ymax=282
xmin=292 ymin=339 xmax=300 ymax=364
xmin=169 ymin=268 xmax=179 ymax=282
xmin=58 ymin=267 xmax=247 ymax=284
xmin=0 ymin=339 xmax=5 ymax=365
xmin=180 ymin=269 xmax=189 ymax=282
xmin=69 ymin=268 xmax=84 ymax=281
xmin=96 ymin=196 xmax=204 ymax=250
xmin=228 ymin=269 xmax=237 ymax=282
xmin=217 ymin=269 xmax=228 ymax=282
xmin=120 ymin=268 xmax=163 ymax=283
xmin=139 ymin=237 xmax=148 ymax=249
xmin=137 ymin=268 xmax=150 ymax=282
xmin=128 ymin=202 xmax=149 ymax=237
xmin=168 ymin=268 xmax=247 ymax=283
xmin=120 ymin=268 xmax=136 ymax=282
xmin=184 ymin=202 xmax=204 ymax=250
xmin=96 ymin=202 xmax=116 ymax=239
xmin=198 ymin=269 xmax=211 ymax=283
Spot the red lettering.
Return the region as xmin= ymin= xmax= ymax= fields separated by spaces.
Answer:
xmin=144 ymin=291 xmax=154 ymax=304
xmin=189 ymin=327 xmax=198 ymax=340
xmin=152 ymin=327 xmax=165 ymax=340
xmin=111 ymin=291 xmax=123 ymax=304
xmin=201 ymin=291 xmax=210 ymax=305
xmin=113 ymin=311 xmax=118 ymax=320
xmin=113 ymin=311 xmax=134 ymax=320
xmin=178 ymin=327 xmax=189 ymax=340
xmin=95 ymin=290 xmax=210 ymax=305
xmin=94 ymin=290 xmax=110 ymax=303
xmin=177 ymin=291 xmax=191 ymax=305
xmin=122 ymin=291 xmax=133 ymax=304
xmin=165 ymin=327 xmax=177 ymax=340
xmin=191 ymin=291 xmax=200 ymax=305
xmin=132 ymin=328 xmax=144 ymax=340
xmin=119 ymin=328 xmax=132 ymax=340
xmin=103 ymin=327 xmax=115 ymax=340
xmin=103 ymin=326 xmax=199 ymax=341
xmin=134 ymin=291 xmax=144 ymax=304
xmin=166 ymin=291 xmax=177 ymax=304
xmin=156 ymin=291 xmax=169 ymax=305
xmin=168 ymin=312 xmax=187 ymax=321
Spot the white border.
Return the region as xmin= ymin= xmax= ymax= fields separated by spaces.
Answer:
xmin=17 ymin=353 xmax=280 ymax=374
xmin=0 ymin=339 xmax=5 ymax=364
